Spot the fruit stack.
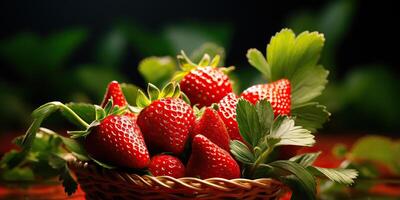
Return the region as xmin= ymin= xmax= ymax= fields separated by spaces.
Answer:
xmin=19 ymin=29 xmax=357 ymax=200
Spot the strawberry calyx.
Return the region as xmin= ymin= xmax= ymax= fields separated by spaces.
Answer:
xmin=67 ymin=99 xmax=128 ymax=139
xmin=173 ymin=50 xmax=234 ymax=82
xmin=134 ymin=82 xmax=190 ymax=109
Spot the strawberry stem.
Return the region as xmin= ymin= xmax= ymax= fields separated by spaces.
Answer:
xmin=250 ymin=146 xmax=274 ymax=177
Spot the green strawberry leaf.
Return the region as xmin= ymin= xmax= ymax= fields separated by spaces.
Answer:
xmin=269 ymin=116 xmax=315 ymax=147
xmin=291 ymin=102 xmax=330 ymax=133
xmin=268 ymin=160 xmax=317 ymax=200
xmin=289 ymin=152 xmax=321 ymax=167
xmin=1 ymin=167 xmax=35 ymax=181
xmin=59 ymin=136 xmax=90 ymax=161
xmin=291 ymin=65 xmax=329 ymax=106
xmin=267 ymin=29 xmax=324 ymax=80
xmin=59 ymin=165 xmax=78 ymax=196
xmin=230 ymin=140 xmax=255 ymax=165
xmin=64 ymin=103 xmax=96 ymax=124
xmin=138 ymin=56 xmax=177 ymax=88
xmin=246 ymin=48 xmax=270 ymax=81
xmin=236 ymin=99 xmax=273 ymax=146
xmin=307 ymin=166 xmax=358 ymax=185
xmin=120 ymin=83 xmax=140 ymax=106
xmin=349 ymin=136 xmax=400 ymax=174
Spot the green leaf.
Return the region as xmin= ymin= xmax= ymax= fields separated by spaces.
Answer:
xmin=160 ymin=82 xmax=175 ymax=98
xmin=136 ymin=90 xmax=151 ymax=108
xmin=291 ymin=102 xmax=330 ymax=133
xmin=120 ymin=83 xmax=140 ymax=106
xmin=291 ymin=65 xmax=329 ymax=106
xmin=48 ymin=154 xmax=66 ymax=169
xmin=267 ymin=29 xmax=325 ymax=80
xmin=138 ymin=56 xmax=177 ymax=88
xmin=350 ymin=136 xmax=400 ymax=174
xmin=1 ymin=167 xmax=35 ymax=181
xmin=147 ymin=83 xmax=160 ymax=101
xmin=198 ymin=54 xmax=211 ymax=66
xmin=308 ymin=166 xmax=358 ymax=185
xmin=230 ymin=140 xmax=255 ymax=165
xmin=289 ymin=152 xmax=321 ymax=166
xmin=236 ymin=99 xmax=262 ymax=146
xmin=255 ymin=99 xmax=274 ymax=136
xmin=268 ymin=160 xmax=317 ymax=200
xmin=59 ymin=136 xmax=90 ymax=161
xmin=65 ymin=103 xmax=96 ymax=124
xmin=60 ymin=165 xmax=78 ymax=196
xmin=269 ymin=116 xmax=315 ymax=147
xmin=247 ymin=48 xmax=270 ymax=80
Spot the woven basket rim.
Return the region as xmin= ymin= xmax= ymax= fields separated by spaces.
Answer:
xmin=68 ymin=157 xmax=282 ymax=182
xmin=68 ymin=157 xmax=288 ymax=199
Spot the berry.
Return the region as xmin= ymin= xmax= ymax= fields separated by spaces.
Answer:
xmin=217 ymin=93 xmax=242 ymax=141
xmin=148 ymin=154 xmax=185 ymax=178
xmin=186 ymin=134 xmax=240 ymax=179
xmin=84 ymin=115 xmax=150 ymax=168
xmin=191 ymin=108 xmax=230 ymax=151
xmin=241 ymin=79 xmax=291 ymax=116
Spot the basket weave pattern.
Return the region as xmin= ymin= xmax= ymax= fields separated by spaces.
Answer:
xmin=68 ymin=159 xmax=285 ymax=200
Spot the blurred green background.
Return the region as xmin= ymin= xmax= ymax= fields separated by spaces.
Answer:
xmin=0 ymin=0 xmax=398 ymax=136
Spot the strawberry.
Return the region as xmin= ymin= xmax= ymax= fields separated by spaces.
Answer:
xmin=191 ymin=107 xmax=230 ymax=151
xmin=136 ymin=83 xmax=195 ymax=155
xmin=186 ymin=134 xmax=240 ymax=179
xmin=100 ymin=81 xmax=138 ymax=123
xmin=175 ymin=52 xmax=233 ymax=107
xmin=84 ymin=115 xmax=150 ymax=168
xmin=241 ymin=79 xmax=291 ymax=116
xmin=217 ymin=93 xmax=242 ymax=141
xmin=101 ymin=81 xmax=128 ymax=108
xmin=148 ymin=154 xmax=185 ymax=178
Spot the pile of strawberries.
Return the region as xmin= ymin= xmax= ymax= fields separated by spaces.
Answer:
xmin=84 ymin=59 xmax=291 ymax=179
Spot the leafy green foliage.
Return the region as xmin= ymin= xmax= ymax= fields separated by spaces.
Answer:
xmin=229 ymin=140 xmax=255 ymax=165
xmin=231 ymin=99 xmax=357 ymax=199
xmin=246 ymin=29 xmax=330 ymax=133
xmin=138 ymin=57 xmax=177 ymax=88
xmin=0 ymin=129 xmax=79 ymax=192
xmin=291 ymin=102 xmax=330 ymax=133
xmin=308 ymin=167 xmax=358 ymax=185
xmin=120 ymin=83 xmax=141 ymax=106
xmin=269 ymin=160 xmax=317 ymax=200
xmin=269 ymin=116 xmax=315 ymax=147
xmin=289 ymin=152 xmax=321 ymax=166
xmin=349 ymin=135 xmax=400 ymax=175
xmin=190 ymin=43 xmax=226 ymax=66
xmin=236 ymin=99 xmax=273 ymax=146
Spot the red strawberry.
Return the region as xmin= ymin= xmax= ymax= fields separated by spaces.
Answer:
xmin=100 ymin=81 xmax=138 ymax=123
xmin=241 ymin=79 xmax=291 ymax=116
xmin=217 ymin=93 xmax=242 ymax=141
xmin=148 ymin=154 xmax=185 ymax=178
xmin=180 ymin=66 xmax=233 ymax=107
xmin=186 ymin=134 xmax=240 ymax=179
xmin=84 ymin=115 xmax=150 ymax=168
xmin=176 ymin=52 xmax=233 ymax=108
xmin=101 ymin=81 xmax=128 ymax=108
xmin=191 ymin=108 xmax=230 ymax=151
xmin=137 ymin=83 xmax=196 ymax=155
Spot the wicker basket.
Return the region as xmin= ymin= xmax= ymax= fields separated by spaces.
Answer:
xmin=68 ymin=158 xmax=286 ymax=200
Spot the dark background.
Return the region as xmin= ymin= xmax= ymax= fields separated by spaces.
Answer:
xmin=0 ymin=0 xmax=399 ymax=134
